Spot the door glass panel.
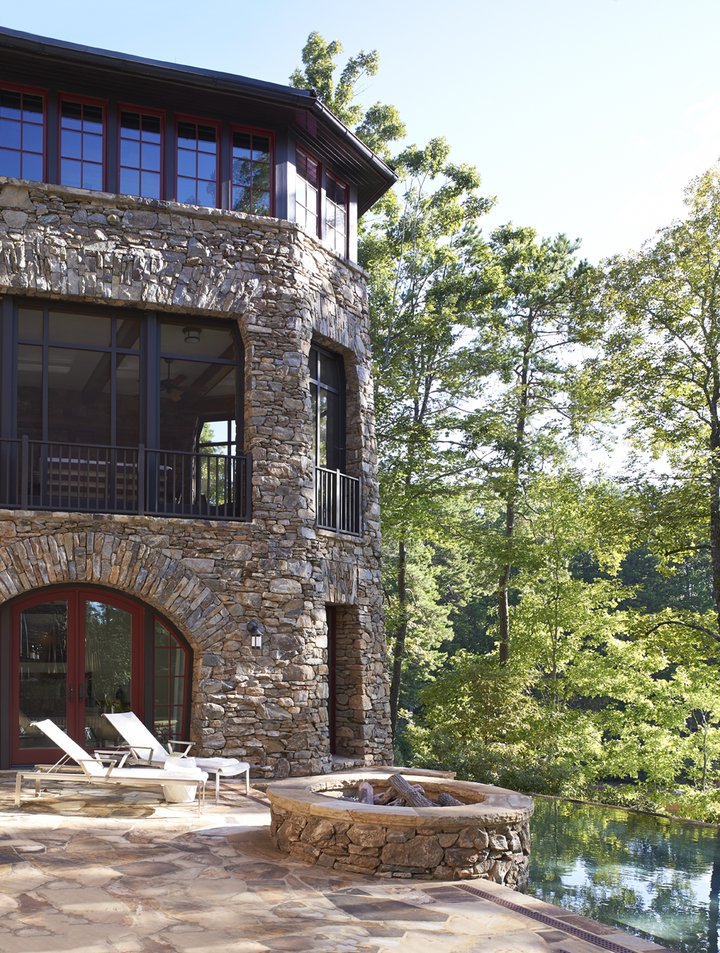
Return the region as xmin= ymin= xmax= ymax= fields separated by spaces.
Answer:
xmin=84 ymin=601 xmax=132 ymax=748
xmin=154 ymin=620 xmax=187 ymax=745
xmin=18 ymin=601 xmax=68 ymax=748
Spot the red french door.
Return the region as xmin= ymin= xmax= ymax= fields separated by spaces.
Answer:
xmin=11 ymin=588 xmax=144 ymax=765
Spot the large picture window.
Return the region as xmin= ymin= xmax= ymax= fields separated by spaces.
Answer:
xmin=1 ymin=299 xmax=249 ymax=520
xmin=0 ymin=87 xmax=44 ymax=180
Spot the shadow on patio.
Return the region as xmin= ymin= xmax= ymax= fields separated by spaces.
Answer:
xmin=0 ymin=771 xmax=674 ymax=953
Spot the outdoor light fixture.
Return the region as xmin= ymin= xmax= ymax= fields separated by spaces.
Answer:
xmin=247 ymin=620 xmax=263 ymax=649
xmin=183 ymin=326 xmax=201 ymax=344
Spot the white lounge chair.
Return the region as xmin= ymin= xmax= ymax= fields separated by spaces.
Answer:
xmin=15 ymin=719 xmax=208 ymax=808
xmin=103 ymin=711 xmax=250 ymax=802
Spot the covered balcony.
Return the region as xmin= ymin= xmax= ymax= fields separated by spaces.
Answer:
xmin=0 ymin=437 xmax=252 ymax=520
xmin=0 ymin=298 xmax=251 ymax=522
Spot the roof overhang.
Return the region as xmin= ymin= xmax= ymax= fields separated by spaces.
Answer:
xmin=0 ymin=26 xmax=397 ymax=215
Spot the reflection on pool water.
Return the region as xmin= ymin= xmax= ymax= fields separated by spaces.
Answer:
xmin=527 ymin=798 xmax=720 ymax=952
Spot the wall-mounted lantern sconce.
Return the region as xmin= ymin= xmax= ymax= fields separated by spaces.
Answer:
xmin=247 ymin=620 xmax=263 ymax=649
xmin=183 ymin=326 xmax=201 ymax=344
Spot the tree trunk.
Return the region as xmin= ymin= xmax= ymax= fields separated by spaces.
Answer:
xmin=710 ymin=454 xmax=720 ymax=639
xmin=497 ymin=317 xmax=533 ymax=664
xmin=389 ymin=539 xmax=408 ymax=738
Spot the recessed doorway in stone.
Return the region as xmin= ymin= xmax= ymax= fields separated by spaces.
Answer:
xmin=0 ymin=585 xmax=191 ymax=769
xmin=326 ymin=603 xmax=365 ymax=759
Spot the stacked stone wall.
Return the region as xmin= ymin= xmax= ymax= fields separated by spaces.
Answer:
xmin=0 ymin=178 xmax=392 ymax=776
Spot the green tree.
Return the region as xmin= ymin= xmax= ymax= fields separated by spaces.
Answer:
xmin=362 ymin=138 xmax=494 ymax=735
xmin=290 ymin=32 xmax=405 ymax=157
xmin=602 ymin=163 xmax=720 ymax=645
xmin=466 ymin=226 xmax=600 ymax=662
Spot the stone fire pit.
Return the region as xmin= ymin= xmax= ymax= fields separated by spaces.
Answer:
xmin=267 ymin=768 xmax=533 ymax=885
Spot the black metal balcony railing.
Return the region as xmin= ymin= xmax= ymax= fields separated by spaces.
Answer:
xmin=315 ymin=466 xmax=361 ymax=535
xmin=0 ymin=437 xmax=252 ymax=521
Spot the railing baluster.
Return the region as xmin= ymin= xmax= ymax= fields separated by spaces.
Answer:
xmin=0 ymin=438 xmax=250 ymax=522
xmin=20 ymin=435 xmax=29 ymax=508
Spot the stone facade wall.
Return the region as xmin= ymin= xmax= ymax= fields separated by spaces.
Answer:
xmin=0 ymin=177 xmax=392 ymax=776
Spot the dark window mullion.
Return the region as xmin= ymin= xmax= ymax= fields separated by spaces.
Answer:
xmin=145 ymin=312 xmax=160 ymax=449
xmin=110 ymin=318 xmax=117 ymax=448
xmin=220 ymin=123 xmax=231 ymax=210
xmin=1 ymin=297 xmax=15 ymax=441
xmin=41 ymin=308 xmax=49 ymax=442
xmin=46 ymin=90 xmax=58 ymax=184
xmin=106 ymin=101 xmax=118 ymax=194
xmin=165 ymin=115 xmax=175 ymax=201
xmin=143 ymin=607 xmax=155 ymax=729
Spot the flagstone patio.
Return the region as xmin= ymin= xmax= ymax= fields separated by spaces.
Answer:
xmin=0 ymin=771 xmax=675 ymax=953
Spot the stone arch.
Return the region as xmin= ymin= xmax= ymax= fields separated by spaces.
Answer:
xmin=0 ymin=531 xmax=231 ymax=651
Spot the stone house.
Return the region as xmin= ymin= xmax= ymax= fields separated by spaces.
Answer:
xmin=0 ymin=28 xmax=396 ymax=778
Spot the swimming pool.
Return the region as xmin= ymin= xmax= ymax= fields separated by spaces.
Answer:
xmin=527 ymin=797 xmax=720 ymax=952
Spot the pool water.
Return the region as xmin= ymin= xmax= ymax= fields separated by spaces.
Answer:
xmin=526 ymin=798 xmax=720 ymax=952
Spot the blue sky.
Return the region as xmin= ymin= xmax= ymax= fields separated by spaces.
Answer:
xmin=3 ymin=0 xmax=720 ymax=262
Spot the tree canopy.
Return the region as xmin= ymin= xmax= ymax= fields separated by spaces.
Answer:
xmin=291 ymin=32 xmax=720 ymax=823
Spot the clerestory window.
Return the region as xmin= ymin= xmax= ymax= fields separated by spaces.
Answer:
xmin=0 ymin=86 xmax=44 ymax=180
xmin=59 ymin=98 xmax=104 ymax=191
xmin=119 ymin=108 xmax=163 ymax=199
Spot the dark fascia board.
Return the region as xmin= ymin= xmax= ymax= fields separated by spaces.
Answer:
xmin=0 ymin=25 xmax=397 ymax=213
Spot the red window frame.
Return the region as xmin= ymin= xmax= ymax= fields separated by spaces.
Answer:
xmin=296 ymin=145 xmax=322 ymax=238
xmin=230 ymin=124 xmax=275 ymax=217
xmin=8 ymin=585 xmax=192 ymax=765
xmin=325 ymin=171 xmax=349 ymax=256
xmin=117 ymin=103 xmax=165 ymax=201
xmin=175 ymin=114 xmax=221 ymax=209
xmin=153 ymin=617 xmax=192 ymax=745
xmin=58 ymin=93 xmax=107 ymax=192
xmin=0 ymin=82 xmax=46 ymax=182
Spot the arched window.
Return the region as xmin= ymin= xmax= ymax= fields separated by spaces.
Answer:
xmin=1 ymin=586 xmax=191 ymax=767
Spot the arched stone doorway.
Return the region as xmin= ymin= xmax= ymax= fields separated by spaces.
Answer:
xmin=1 ymin=585 xmax=192 ymax=768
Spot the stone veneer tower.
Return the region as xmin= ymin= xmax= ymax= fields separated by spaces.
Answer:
xmin=0 ymin=29 xmax=396 ymax=777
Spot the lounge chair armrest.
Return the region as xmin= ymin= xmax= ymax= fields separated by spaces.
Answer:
xmin=127 ymin=745 xmax=157 ymax=764
xmin=168 ymin=739 xmax=195 ymax=756
xmin=94 ymin=749 xmax=131 ymax=767
xmin=76 ymin=756 xmax=120 ymax=777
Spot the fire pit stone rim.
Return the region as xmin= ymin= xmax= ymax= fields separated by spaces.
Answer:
xmin=266 ymin=768 xmax=534 ymax=827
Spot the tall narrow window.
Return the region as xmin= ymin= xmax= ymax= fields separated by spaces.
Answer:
xmin=176 ymin=120 xmax=218 ymax=208
xmin=309 ymin=344 xmax=344 ymax=471
xmin=325 ymin=173 xmax=348 ymax=255
xmin=296 ymin=146 xmax=321 ymax=237
xmin=119 ymin=109 xmax=162 ymax=199
xmin=59 ymin=99 xmax=104 ymax=191
xmin=0 ymin=88 xmax=44 ymax=181
xmin=232 ymin=128 xmax=272 ymax=215
xmin=154 ymin=618 xmax=190 ymax=745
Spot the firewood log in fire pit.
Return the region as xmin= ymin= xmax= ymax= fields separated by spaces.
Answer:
xmin=436 ymin=791 xmax=463 ymax=807
xmin=387 ymin=772 xmax=434 ymax=807
xmin=373 ymin=782 xmax=424 ymax=805
xmin=357 ymin=780 xmax=374 ymax=804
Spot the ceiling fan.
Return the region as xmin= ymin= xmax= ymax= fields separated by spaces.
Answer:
xmin=160 ymin=359 xmax=188 ymax=403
